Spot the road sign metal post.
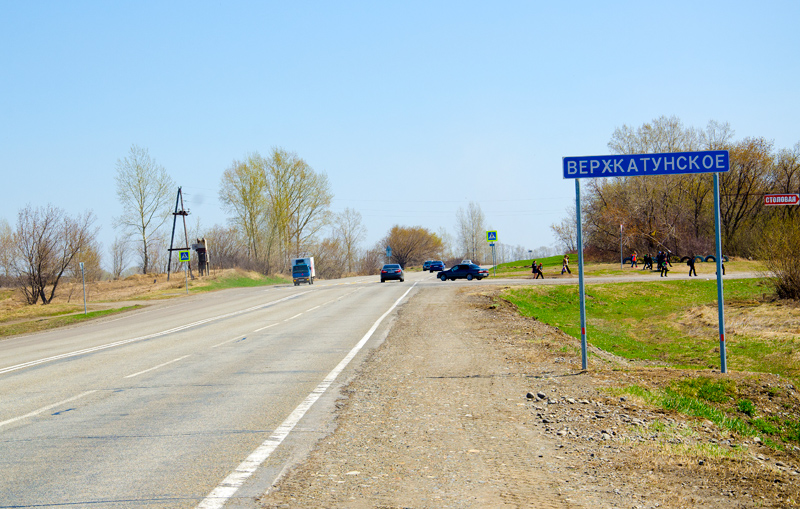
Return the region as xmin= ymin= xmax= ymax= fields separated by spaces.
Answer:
xmin=80 ymin=262 xmax=86 ymax=315
xmin=713 ymin=173 xmax=727 ymax=373
xmin=576 ymin=179 xmax=588 ymax=370
xmin=564 ymin=150 xmax=729 ymax=373
xmin=486 ymin=231 xmax=498 ymax=276
xmin=178 ymin=250 xmax=191 ymax=295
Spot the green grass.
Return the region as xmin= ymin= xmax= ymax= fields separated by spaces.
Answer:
xmin=191 ymin=273 xmax=290 ymax=292
xmin=617 ymin=378 xmax=800 ymax=449
xmin=502 ymin=278 xmax=788 ymax=373
xmin=0 ymin=306 xmax=142 ymax=338
xmin=489 ymin=257 xmax=767 ymax=279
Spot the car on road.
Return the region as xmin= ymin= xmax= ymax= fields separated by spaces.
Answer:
xmin=380 ymin=264 xmax=404 ymax=282
xmin=437 ymin=263 xmax=489 ymax=281
xmin=428 ymin=260 xmax=445 ymax=272
xmin=422 ymin=260 xmax=433 ymax=271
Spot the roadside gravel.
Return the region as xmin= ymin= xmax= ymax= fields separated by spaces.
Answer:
xmin=258 ymin=284 xmax=800 ymax=508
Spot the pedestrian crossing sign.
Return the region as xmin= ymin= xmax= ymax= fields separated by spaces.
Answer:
xmin=179 ymin=250 xmax=191 ymax=262
xmin=486 ymin=230 xmax=497 ymax=242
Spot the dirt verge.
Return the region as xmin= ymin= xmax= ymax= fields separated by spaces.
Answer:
xmin=258 ymin=285 xmax=800 ymax=508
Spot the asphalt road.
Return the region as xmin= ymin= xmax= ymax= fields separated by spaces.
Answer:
xmin=0 ymin=273 xmax=428 ymax=508
xmin=0 ymin=268 xmax=754 ymax=508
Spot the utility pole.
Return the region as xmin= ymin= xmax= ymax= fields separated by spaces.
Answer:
xmin=167 ymin=187 xmax=194 ymax=281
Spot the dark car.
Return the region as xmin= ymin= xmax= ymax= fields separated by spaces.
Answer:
xmin=428 ymin=260 xmax=445 ymax=272
xmin=380 ymin=263 xmax=404 ymax=282
xmin=422 ymin=260 xmax=432 ymax=271
xmin=437 ymin=263 xmax=489 ymax=281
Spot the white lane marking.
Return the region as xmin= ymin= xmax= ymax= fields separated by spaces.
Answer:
xmin=253 ymin=323 xmax=279 ymax=333
xmin=197 ymin=283 xmax=417 ymax=509
xmin=283 ymin=313 xmax=304 ymax=322
xmin=0 ymin=390 xmax=97 ymax=429
xmin=124 ymin=355 xmax=191 ymax=379
xmin=306 ymin=305 xmax=320 ymax=312
xmin=0 ymin=292 xmax=310 ymax=376
xmin=212 ymin=336 xmax=246 ymax=348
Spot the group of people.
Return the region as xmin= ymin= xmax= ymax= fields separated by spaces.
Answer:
xmin=631 ymin=250 xmax=725 ymax=277
xmin=631 ymin=250 xmax=672 ymax=276
xmin=530 ymin=254 xmax=572 ymax=279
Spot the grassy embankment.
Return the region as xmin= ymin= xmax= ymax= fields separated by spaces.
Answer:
xmin=500 ymin=267 xmax=800 ymax=449
xmin=490 ymin=255 xmax=766 ymax=278
xmin=0 ymin=270 xmax=289 ymax=338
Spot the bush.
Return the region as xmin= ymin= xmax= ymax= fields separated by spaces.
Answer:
xmin=758 ymin=216 xmax=800 ymax=300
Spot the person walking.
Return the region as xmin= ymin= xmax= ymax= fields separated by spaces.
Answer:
xmin=561 ymin=254 xmax=571 ymax=274
xmin=643 ymin=253 xmax=653 ymax=270
xmin=660 ymin=254 xmax=671 ymax=277
xmin=531 ymin=260 xmax=537 ymax=279
xmin=535 ymin=262 xmax=544 ymax=279
xmin=631 ymin=251 xmax=638 ymax=268
xmin=688 ymin=255 xmax=697 ymax=277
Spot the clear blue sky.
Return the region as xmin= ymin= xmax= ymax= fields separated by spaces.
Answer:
xmin=2 ymin=1 xmax=798 ymax=267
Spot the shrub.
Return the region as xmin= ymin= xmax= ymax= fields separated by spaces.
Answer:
xmin=758 ymin=216 xmax=800 ymax=300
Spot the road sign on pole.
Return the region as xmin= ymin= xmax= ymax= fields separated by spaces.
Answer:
xmin=563 ymin=150 xmax=729 ymax=179
xmin=764 ymin=194 xmax=799 ymax=205
xmin=486 ymin=230 xmax=497 ymax=242
xmin=563 ymin=150 xmax=730 ymax=373
xmin=179 ymin=250 xmax=191 ymax=262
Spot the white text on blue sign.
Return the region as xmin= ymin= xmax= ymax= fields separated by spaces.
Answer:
xmin=563 ymin=151 xmax=729 ymax=179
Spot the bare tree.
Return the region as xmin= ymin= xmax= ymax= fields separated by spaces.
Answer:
xmin=333 ymin=208 xmax=366 ymax=274
xmin=0 ymin=218 xmax=13 ymax=280
xmin=109 ymin=236 xmax=129 ymax=279
xmin=114 ymin=145 xmax=176 ymax=274
xmin=357 ymin=244 xmax=384 ymax=275
xmin=455 ymin=202 xmax=487 ymax=263
xmin=13 ymin=204 xmax=98 ymax=304
xmin=550 ymin=205 xmax=577 ymax=252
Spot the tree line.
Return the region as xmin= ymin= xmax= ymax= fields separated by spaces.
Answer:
xmin=1 ymin=144 xmax=534 ymax=304
xmin=554 ymin=115 xmax=800 ymax=298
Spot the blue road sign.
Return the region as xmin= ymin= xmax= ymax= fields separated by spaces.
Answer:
xmin=179 ymin=250 xmax=191 ymax=262
xmin=486 ymin=230 xmax=497 ymax=242
xmin=563 ymin=150 xmax=729 ymax=179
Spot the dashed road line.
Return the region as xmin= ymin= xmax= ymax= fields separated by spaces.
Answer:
xmin=124 ymin=355 xmax=191 ymax=379
xmin=0 ymin=391 xmax=97 ymax=430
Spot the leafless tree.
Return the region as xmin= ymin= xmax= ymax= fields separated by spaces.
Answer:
xmin=13 ymin=204 xmax=98 ymax=304
xmin=455 ymin=201 xmax=488 ymax=263
xmin=114 ymin=145 xmax=176 ymax=274
xmin=0 ymin=218 xmax=13 ymax=281
xmin=333 ymin=208 xmax=366 ymax=274
xmin=109 ymin=236 xmax=129 ymax=279
xmin=550 ymin=205 xmax=577 ymax=252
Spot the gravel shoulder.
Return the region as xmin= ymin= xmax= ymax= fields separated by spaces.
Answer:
xmin=258 ymin=284 xmax=800 ymax=508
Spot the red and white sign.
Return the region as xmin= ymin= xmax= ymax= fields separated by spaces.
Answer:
xmin=764 ymin=194 xmax=800 ymax=206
